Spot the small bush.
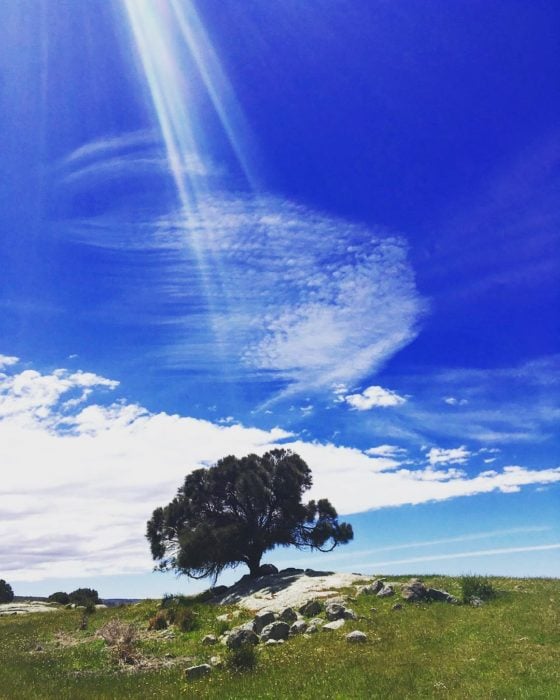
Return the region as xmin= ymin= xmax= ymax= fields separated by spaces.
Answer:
xmin=48 ymin=591 xmax=70 ymax=605
xmin=148 ymin=611 xmax=168 ymax=631
xmin=0 ymin=579 xmax=14 ymax=603
xmin=215 ymin=619 xmax=230 ymax=637
xmin=460 ymin=575 xmax=496 ymax=603
xmin=173 ymin=607 xmax=198 ymax=632
xmin=227 ymin=642 xmax=258 ymax=672
xmin=159 ymin=595 xmax=199 ymax=631
xmin=97 ymin=619 xmax=139 ymax=664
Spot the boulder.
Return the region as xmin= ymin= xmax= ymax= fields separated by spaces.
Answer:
xmin=290 ymin=620 xmax=308 ymax=635
xmin=258 ymin=564 xmax=279 ymax=576
xmin=322 ymin=618 xmax=346 ymax=631
xmin=226 ymin=627 xmax=259 ymax=649
xmin=377 ymin=585 xmax=395 ymax=597
xmin=359 ymin=579 xmax=384 ymax=595
xmin=260 ymin=621 xmax=290 ymax=642
xmin=185 ymin=664 xmax=212 ymax=680
xmin=253 ymin=610 xmax=276 ymax=633
xmin=325 ymin=602 xmax=346 ymax=621
xmin=426 ymin=588 xmax=458 ymax=604
xmin=299 ymin=600 xmax=323 ymax=617
xmin=265 ymin=638 xmax=284 ymax=646
xmin=343 ymin=608 xmax=357 ymax=620
xmin=279 ymin=607 xmax=298 ymax=623
xmin=346 ymin=630 xmax=367 ymax=643
xmin=469 ymin=597 xmax=484 ymax=607
xmin=401 ymin=579 xmax=428 ymax=602
xmin=201 ymin=634 xmax=218 ymax=645
xmin=305 ymin=624 xmax=319 ymax=634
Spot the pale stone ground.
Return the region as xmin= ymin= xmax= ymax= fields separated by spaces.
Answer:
xmin=215 ymin=571 xmax=373 ymax=612
xmin=0 ymin=601 xmax=59 ymax=616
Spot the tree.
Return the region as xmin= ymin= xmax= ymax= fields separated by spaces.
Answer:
xmin=0 ymin=579 xmax=14 ymax=603
xmin=69 ymin=588 xmax=100 ymax=606
xmin=48 ymin=591 xmax=70 ymax=605
xmin=146 ymin=449 xmax=353 ymax=580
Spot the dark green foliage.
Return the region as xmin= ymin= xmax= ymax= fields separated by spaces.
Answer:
xmin=460 ymin=575 xmax=496 ymax=602
xmin=47 ymin=591 xmax=70 ymax=605
xmin=0 ymin=579 xmax=14 ymax=603
xmin=69 ymin=588 xmax=100 ymax=606
xmin=159 ymin=595 xmax=199 ymax=631
xmin=146 ymin=449 xmax=353 ymax=580
xmin=147 ymin=611 xmax=168 ymax=631
xmin=226 ymin=642 xmax=258 ymax=672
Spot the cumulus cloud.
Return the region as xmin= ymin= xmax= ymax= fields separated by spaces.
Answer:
xmin=345 ymin=385 xmax=406 ymax=410
xmin=1 ymin=359 xmax=559 ymax=582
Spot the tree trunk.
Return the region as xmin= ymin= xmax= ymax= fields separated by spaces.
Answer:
xmin=247 ymin=552 xmax=262 ymax=578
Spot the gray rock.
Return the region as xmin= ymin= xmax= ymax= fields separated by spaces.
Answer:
xmin=401 ymin=579 xmax=428 ymax=602
xmin=359 ymin=579 xmax=384 ymax=595
xmin=226 ymin=627 xmax=259 ymax=649
xmin=343 ymin=608 xmax=357 ymax=620
xmin=325 ymin=602 xmax=346 ymax=621
xmin=185 ymin=664 xmax=212 ymax=680
xmin=260 ymin=621 xmax=290 ymax=642
xmin=305 ymin=623 xmax=319 ymax=634
xmin=305 ymin=569 xmax=334 ymax=577
xmin=209 ymin=656 xmax=224 ymax=668
xmin=299 ymin=600 xmax=323 ymax=617
xmin=258 ymin=563 xmax=279 ymax=576
xmin=290 ymin=620 xmax=308 ymax=635
xmin=392 ymin=603 xmax=403 ymax=611
xmin=346 ymin=630 xmax=367 ymax=643
xmin=377 ymin=585 xmax=395 ymax=597
xmin=201 ymin=634 xmax=218 ymax=645
xmin=279 ymin=607 xmax=298 ymax=623
xmin=322 ymin=618 xmax=346 ymax=631
xmin=265 ymin=638 xmax=285 ymax=646
xmin=469 ymin=596 xmax=484 ymax=607
xmin=427 ymin=588 xmax=458 ymax=604
xmin=216 ymin=613 xmax=230 ymax=623
xmin=309 ymin=617 xmax=324 ymax=627
xmin=253 ymin=610 xmax=276 ymax=633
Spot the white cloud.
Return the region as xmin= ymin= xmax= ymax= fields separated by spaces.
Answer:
xmin=1 ymin=359 xmax=559 ymax=583
xmin=443 ymin=396 xmax=468 ymax=406
xmin=428 ymin=445 xmax=471 ymax=466
xmin=365 ymin=444 xmax=406 ymax=458
xmin=0 ymin=354 xmax=19 ymax=369
xmin=345 ymin=385 xmax=406 ymax=410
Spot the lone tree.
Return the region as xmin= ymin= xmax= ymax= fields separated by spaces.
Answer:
xmin=0 ymin=579 xmax=14 ymax=603
xmin=147 ymin=449 xmax=353 ymax=579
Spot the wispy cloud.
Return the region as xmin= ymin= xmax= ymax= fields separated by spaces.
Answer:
xmin=1 ymin=357 xmax=559 ymax=582
xmin=428 ymin=446 xmax=470 ymax=466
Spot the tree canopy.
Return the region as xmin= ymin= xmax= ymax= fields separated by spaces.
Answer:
xmin=146 ymin=449 xmax=353 ymax=579
xmin=0 ymin=579 xmax=14 ymax=603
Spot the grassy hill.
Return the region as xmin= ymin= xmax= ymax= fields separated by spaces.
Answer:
xmin=0 ymin=575 xmax=558 ymax=699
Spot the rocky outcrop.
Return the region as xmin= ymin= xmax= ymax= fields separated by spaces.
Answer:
xmin=260 ymin=621 xmax=290 ymax=642
xmin=225 ymin=627 xmax=259 ymax=649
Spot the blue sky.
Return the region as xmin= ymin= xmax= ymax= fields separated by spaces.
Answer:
xmin=0 ymin=0 xmax=558 ymax=597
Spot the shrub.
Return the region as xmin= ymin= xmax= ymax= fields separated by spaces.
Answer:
xmin=48 ymin=591 xmax=70 ymax=605
xmin=69 ymin=588 xmax=100 ymax=606
xmin=159 ymin=595 xmax=199 ymax=631
xmin=460 ymin=575 xmax=496 ymax=603
xmin=97 ymin=619 xmax=139 ymax=664
xmin=226 ymin=642 xmax=258 ymax=672
xmin=173 ymin=606 xmax=198 ymax=632
xmin=148 ymin=611 xmax=168 ymax=631
xmin=0 ymin=579 xmax=14 ymax=603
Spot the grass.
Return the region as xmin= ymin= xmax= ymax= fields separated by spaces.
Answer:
xmin=0 ymin=575 xmax=558 ymax=699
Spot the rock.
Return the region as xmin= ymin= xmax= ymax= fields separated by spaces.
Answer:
xmin=185 ymin=664 xmax=212 ymax=680
xmin=469 ymin=597 xmax=484 ymax=607
xmin=359 ymin=579 xmax=384 ymax=595
xmin=343 ymin=608 xmax=357 ymax=620
xmin=392 ymin=603 xmax=403 ymax=611
xmin=201 ymin=634 xmax=218 ymax=645
xmin=253 ymin=610 xmax=277 ymax=633
xmin=402 ymin=579 xmax=428 ymax=602
xmin=279 ymin=607 xmax=298 ymax=623
xmin=95 ymin=604 xmax=108 ymax=609
xmin=265 ymin=638 xmax=285 ymax=646
xmin=427 ymin=588 xmax=458 ymax=604
xmin=258 ymin=564 xmax=279 ymax=576
xmin=226 ymin=627 xmax=259 ymax=649
xmin=322 ymin=618 xmax=346 ymax=631
xmin=305 ymin=569 xmax=334 ymax=577
xmin=209 ymin=656 xmax=224 ymax=668
xmin=325 ymin=602 xmax=346 ymax=621
xmin=377 ymin=585 xmax=395 ymax=597
xmin=299 ymin=600 xmax=323 ymax=617
xmin=260 ymin=621 xmax=290 ymax=642
xmin=216 ymin=613 xmax=230 ymax=623
xmin=309 ymin=617 xmax=324 ymax=627
xmin=306 ymin=624 xmax=319 ymax=634
xmin=370 ymin=608 xmax=378 ymax=614
xmin=279 ymin=567 xmax=304 ymax=575
xmin=290 ymin=620 xmax=308 ymax=635
xmin=346 ymin=630 xmax=367 ymax=643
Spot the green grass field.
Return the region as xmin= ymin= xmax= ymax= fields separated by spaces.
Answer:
xmin=1 ymin=575 xmax=558 ymax=699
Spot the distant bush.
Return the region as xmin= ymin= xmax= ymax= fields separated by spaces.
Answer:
xmin=0 ymin=579 xmax=14 ymax=603
xmin=227 ymin=642 xmax=258 ymax=672
xmin=147 ymin=611 xmax=168 ymax=631
xmin=69 ymin=588 xmax=100 ymax=606
xmin=48 ymin=591 xmax=70 ymax=605
xmin=0 ymin=578 xmax=14 ymax=603
xmin=460 ymin=575 xmax=496 ymax=603
xmin=159 ymin=594 xmax=199 ymax=631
